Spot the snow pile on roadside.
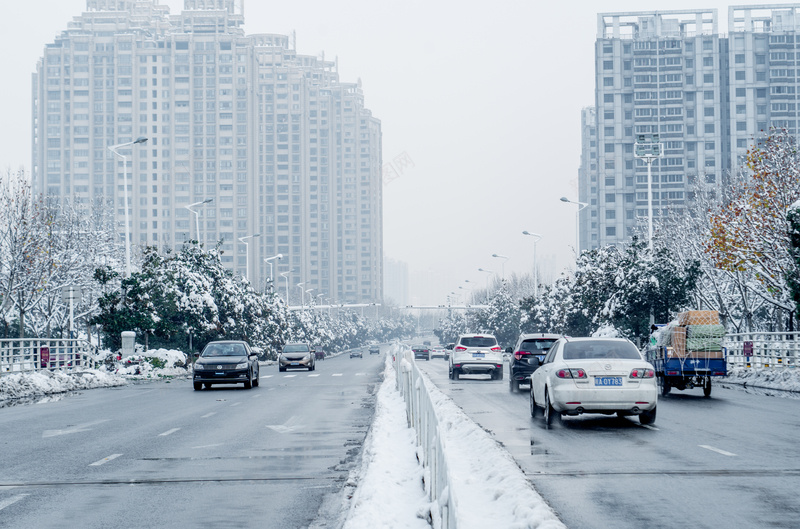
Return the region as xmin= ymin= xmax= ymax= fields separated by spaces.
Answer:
xmin=0 ymin=369 xmax=125 ymax=403
xmin=113 ymin=348 xmax=190 ymax=378
xmin=724 ymin=367 xmax=800 ymax=392
xmin=341 ymin=356 xmax=430 ymax=529
xmin=422 ymin=372 xmax=566 ymax=529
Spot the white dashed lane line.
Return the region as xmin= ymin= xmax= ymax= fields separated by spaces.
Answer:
xmin=230 ymin=402 xmax=241 ymax=407
xmin=201 ymin=412 xmax=216 ymax=418
xmin=284 ymin=374 xmax=297 ymax=378
xmin=332 ymin=373 xmax=343 ymax=377
xmin=308 ymin=374 xmax=320 ymax=377
xmin=89 ymin=454 xmax=122 ymax=466
xmin=158 ymin=428 xmax=181 ymax=437
xmin=699 ymin=445 xmax=737 ymax=457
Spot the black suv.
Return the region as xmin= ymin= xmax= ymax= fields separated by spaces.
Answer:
xmin=193 ymin=340 xmax=260 ymax=390
xmin=507 ymin=333 xmax=560 ymax=392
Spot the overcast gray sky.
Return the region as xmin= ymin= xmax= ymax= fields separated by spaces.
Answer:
xmin=0 ymin=0 xmax=784 ymax=303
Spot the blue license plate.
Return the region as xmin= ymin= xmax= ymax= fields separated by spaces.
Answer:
xmin=472 ymin=353 xmax=485 ymax=358
xmin=595 ymin=376 xmax=622 ymax=387
xmin=291 ymin=362 xmax=299 ymax=366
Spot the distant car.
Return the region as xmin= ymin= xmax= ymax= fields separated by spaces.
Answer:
xmin=448 ymin=334 xmax=503 ymax=380
xmin=193 ymin=340 xmax=259 ymax=390
xmin=279 ymin=342 xmax=316 ymax=372
xmin=315 ymin=347 xmax=326 ymax=360
xmin=369 ymin=347 xmax=380 ymax=355
xmin=350 ymin=350 xmax=363 ymax=358
xmin=530 ymin=337 xmax=658 ymax=427
xmin=411 ymin=345 xmax=431 ymax=361
xmin=508 ymin=333 xmax=561 ymax=392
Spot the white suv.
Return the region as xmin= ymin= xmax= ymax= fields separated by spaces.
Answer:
xmin=448 ymin=333 xmax=503 ymax=380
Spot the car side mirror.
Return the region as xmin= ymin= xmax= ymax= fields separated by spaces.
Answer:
xmin=528 ymin=357 xmax=540 ymax=367
xmin=193 ymin=352 xmax=200 ymax=358
xmin=505 ymin=347 xmax=512 ymax=353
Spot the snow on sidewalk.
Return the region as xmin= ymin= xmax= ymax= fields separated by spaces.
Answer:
xmin=340 ymin=353 xmax=565 ymax=529
xmin=0 ymin=369 xmax=125 ymax=403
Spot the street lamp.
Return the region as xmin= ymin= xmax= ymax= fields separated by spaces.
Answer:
xmin=237 ymin=233 xmax=261 ymax=283
xmin=560 ymin=197 xmax=588 ymax=257
xmin=478 ymin=268 xmax=494 ymax=299
xmin=108 ymin=136 xmax=148 ymax=277
xmin=459 ymin=285 xmax=472 ymax=304
xmin=634 ymin=134 xmax=664 ymax=252
xmin=279 ymin=269 xmax=294 ymax=304
xmin=185 ymin=198 xmax=213 ymax=243
xmin=305 ymin=288 xmax=315 ymax=309
xmin=491 ymin=253 xmax=509 ymax=281
xmin=522 ymin=231 xmax=542 ymax=298
xmin=263 ymin=253 xmax=283 ymax=291
xmin=296 ymin=282 xmax=305 ymax=310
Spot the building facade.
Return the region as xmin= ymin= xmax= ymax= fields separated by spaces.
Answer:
xmin=582 ymin=5 xmax=800 ymax=252
xmin=32 ymin=0 xmax=383 ymax=305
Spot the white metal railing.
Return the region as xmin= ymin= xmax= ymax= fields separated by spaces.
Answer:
xmin=723 ymin=332 xmax=800 ymax=368
xmin=392 ymin=344 xmax=456 ymax=529
xmin=0 ymin=338 xmax=99 ymax=375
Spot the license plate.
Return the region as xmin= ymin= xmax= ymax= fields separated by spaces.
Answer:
xmin=215 ymin=372 xmax=225 ymax=376
xmin=595 ymin=376 xmax=622 ymax=386
xmin=472 ymin=352 xmax=485 ymax=358
xmin=291 ymin=362 xmax=299 ymax=366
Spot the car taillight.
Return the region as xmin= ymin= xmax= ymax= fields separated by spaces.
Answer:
xmin=514 ymin=351 xmax=530 ymax=361
xmin=455 ymin=346 xmax=467 ymax=351
xmin=491 ymin=346 xmax=501 ymax=352
xmin=629 ymin=368 xmax=655 ymax=379
xmin=556 ymin=368 xmax=587 ymax=379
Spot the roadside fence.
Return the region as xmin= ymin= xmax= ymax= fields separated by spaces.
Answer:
xmin=0 ymin=338 xmax=99 ymax=375
xmin=723 ymin=332 xmax=800 ymax=369
xmin=392 ymin=343 xmax=456 ymax=529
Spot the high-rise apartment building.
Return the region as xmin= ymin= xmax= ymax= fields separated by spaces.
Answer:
xmin=581 ymin=5 xmax=800 ymax=252
xmin=32 ymin=0 xmax=383 ymax=305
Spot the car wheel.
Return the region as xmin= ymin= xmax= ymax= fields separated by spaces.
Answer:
xmin=454 ymin=367 xmax=461 ymax=380
xmin=544 ymin=389 xmax=557 ymax=427
xmin=279 ymin=366 xmax=286 ymax=372
xmin=448 ymin=366 xmax=454 ymax=380
xmin=193 ymin=381 xmax=202 ymax=391
xmin=510 ymin=377 xmax=520 ymax=392
xmin=659 ymin=376 xmax=671 ymax=397
xmin=253 ymin=370 xmax=260 ymax=387
xmin=703 ymin=378 xmax=712 ymax=397
xmin=639 ymin=405 xmax=657 ymax=425
xmin=496 ymin=368 xmax=504 ymax=381
xmin=244 ymin=371 xmax=253 ymax=389
xmin=529 ymin=387 xmax=538 ymax=418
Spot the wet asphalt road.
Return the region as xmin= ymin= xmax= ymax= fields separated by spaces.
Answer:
xmin=0 ymin=348 xmax=385 ymax=529
xmin=418 ymin=357 xmax=800 ymax=529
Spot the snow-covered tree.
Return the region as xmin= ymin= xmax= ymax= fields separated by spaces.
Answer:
xmin=471 ymin=283 xmax=522 ymax=347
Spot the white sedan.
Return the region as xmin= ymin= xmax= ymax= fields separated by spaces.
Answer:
xmin=529 ymin=337 xmax=657 ymax=426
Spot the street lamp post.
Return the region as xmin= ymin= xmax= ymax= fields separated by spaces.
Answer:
xmin=491 ymin=253 xmax=509 ymax=281
xmin=634 ymin=134 xmax=664 ymax=252
xmin=108 ymin=136 xmax=148 ymax=277
xmin=279 ymin=269 xmax=293 ymax=305
xmin=237 ymin=233 xmax=261 ymax=283
xmin=560 ymin=197 xmax=588 ymax=257
xmin=296 ymin=282 xmax=305 ymax=310
xmin=477 ymin=268 xmax=494 ymax=300
xmin=305 ymin=288 xmax=314 ymax=309
xmin=263 ymin=253 xmax=283 ymax=292
xmin=522 ymin=231 xmax=542 ymax=298
xmin=185 ymin=198 xmax=213 ymax=243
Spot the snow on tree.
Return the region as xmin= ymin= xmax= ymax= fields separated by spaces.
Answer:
xmin=706 ymin=128 xmax=800 ymax=319
xmin=470 ymin=283 xmax=521 ymax=347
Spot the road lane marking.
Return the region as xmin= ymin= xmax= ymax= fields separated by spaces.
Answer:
xmin=201 ymin=412 xmax=216 ymax=418
xmin=191 ymin=443 xmax=223 ymax=449
xmin=332 ymin=373 xmax=343 ymax=377
xmin=251 ymin=394 xmax=262 ymax=398
xmin=355 ymin=373 xmax=367 ymax=376
xmin=699 ymin=445 xmax=736 ymax=457
xmin=284 ymin=374 xmax=297 ymax=378
xmin=267 ymin=415 xmax=304 ymax=433
xmin=308 ymin=374 xmax=320 ymax=377
xmin=0 ymin=494 xmax=28 ymax=511
xmin=261 ymin=375 xmax=273 ymax=379
xmin=43 ymin=419 xmax=111 ymax=438
xmin=230 ymin=402 xmax=241 ymax=407
xmin=158 ymin=428 xmax=180 ymax=437
xmin=640 ymin=424 xmax=659 ymax=431
xmin=90 ymin=454 xmax=122 ymax=466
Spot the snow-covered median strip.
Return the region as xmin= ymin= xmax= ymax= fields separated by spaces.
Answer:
xmin=420 ymin=370 xmax=566 ymax=529
xmin=723 ymin=366 xmax=800 ymax=392
xmin=0 ymin=369 xmax=126 ymax=403
xmin=342 ymin=356 xmax=430 ymax=529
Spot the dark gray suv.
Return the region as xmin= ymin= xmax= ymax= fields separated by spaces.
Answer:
xmin=508 ymin=333 xmax=561 ymax=392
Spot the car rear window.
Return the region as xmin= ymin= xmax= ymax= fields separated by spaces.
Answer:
xmin=562 ymin=341 xmax=641 ymax=360
xmin=202 ymin=343 xmax=247 ymax=357
xmin=283 ymin=344 xmax=310 ymax=353
xmin=459 ymin=336 xmax=497 ymax=348
xmin=520 ymin=339 xmax=557 ymax=352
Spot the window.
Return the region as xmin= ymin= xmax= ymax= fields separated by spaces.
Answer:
xmin=703 ymin=73 xmax=714 ymax=83
xmin=704 ymin=107 xmax=714 ymax=117
xmin=604 ymin=77 xmax=614 ymax=87
xmin=606 ymin=227 xmax=616 ymax=236
xmin=604 ymin=60 xmax=613 ymax=70
xmin=735 ymin=54 xmax=745 ymax=64
xmin=703 ymin=57 xmax=714 ymax=67
xmin=605 ymin=193 xmax=615 ymax=203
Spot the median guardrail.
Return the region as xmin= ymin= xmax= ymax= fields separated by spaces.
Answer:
xmin=392 ymin=343 xmax=456 ymax=529
xmin=724 ymin=332 xmax=800 ymax=368
xmin=0 ymin=338 xmax=98 ymax=375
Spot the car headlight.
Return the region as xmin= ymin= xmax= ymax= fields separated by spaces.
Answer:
xmin=235 ymin=362 xmax=248 ymax=370
xmin=193 ymin=363 xmax=206 ymax=370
